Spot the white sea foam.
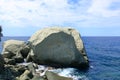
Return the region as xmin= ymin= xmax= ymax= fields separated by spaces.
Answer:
xmin=18 ymin=63 xmax=89 ymax=80
xmin=18 ymin=62 xmax=30 ymax=66
xmin=49 ymin=68 xmax=89 ymax=80
xmin=90 ymin=65 xmax=94 ymax=69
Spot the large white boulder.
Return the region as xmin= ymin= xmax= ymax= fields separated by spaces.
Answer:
xmin=27 ymin=27 xmax=89 ymax=69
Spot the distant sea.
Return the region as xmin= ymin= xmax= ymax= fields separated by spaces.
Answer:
xmin=0 ymin=36 xmax=120 ymax=80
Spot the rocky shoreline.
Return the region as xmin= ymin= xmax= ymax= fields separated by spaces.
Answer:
xmin=0 ymin=27 xmax=89 ymax=80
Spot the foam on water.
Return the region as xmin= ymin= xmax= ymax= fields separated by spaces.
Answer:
xmin=49 ymin=68 xmax=89 ymax=80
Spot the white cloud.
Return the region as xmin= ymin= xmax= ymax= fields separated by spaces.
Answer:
xmin=88 ymin=0 xmax=120 ymax=17
xmin=0 ymin=0 xmax=120 ymax=29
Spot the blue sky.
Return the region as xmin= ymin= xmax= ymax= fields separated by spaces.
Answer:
xmin=0 ymin=0 xmax=120 ymax=36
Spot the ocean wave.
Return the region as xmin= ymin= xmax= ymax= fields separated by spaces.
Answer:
xmin=49 ymin=68 xmax=89 ymax=80
xmin=19 ymin=63 xmax=89 ymax=80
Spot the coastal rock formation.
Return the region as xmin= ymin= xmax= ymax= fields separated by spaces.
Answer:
xmin=0 ymin=27 xmax=89 ymax=80
xmin=2 ymin=40 xmax=25 ymax=58
xmin=2 ymin=40 xmax=30 ymax=63
xmin=27 ymin=27 xmax=89 ymax=69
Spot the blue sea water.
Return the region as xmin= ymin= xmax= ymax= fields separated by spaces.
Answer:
xmin=0 ymin=36 xmax=120 ymax=80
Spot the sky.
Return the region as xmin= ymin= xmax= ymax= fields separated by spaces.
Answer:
xmin=0 ymin=0 xmax=120 ymax=36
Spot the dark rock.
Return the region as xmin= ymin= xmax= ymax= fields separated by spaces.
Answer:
xmin=20 ymin=44 xmax=30 ymax=58
xmin=16 ymin=65 xmax=27 ymax=75
xmin=0 ymin=54 xmax=4 ymax=74
xmin=5 ymin=64 xmax=27 ymax=77
xmin=13 ymin=53 xmax=24 ymax=63
xmin=0 ymin=64 xmax=27 ymax=80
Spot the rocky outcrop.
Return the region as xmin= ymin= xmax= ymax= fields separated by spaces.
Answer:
xmin=0 ymin=64 xmax=27 ymax=80
xmin=2 ymin=40 xmax=25 ymax=56
xmin=2 ymin=40 xmax=30 ymax=63
xmin=0 ymin=27 xmax=89 ymax=80
xmin=27 ymin=27 xmax=89 ymax=69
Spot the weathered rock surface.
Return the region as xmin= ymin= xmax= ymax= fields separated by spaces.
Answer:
xmin=2 ymin=40 xmax=30 ymax=63
xmin=45 ymin=71 xmax=73 ymax=80
xmin=0 ymin=64 xmax=27 ymax=80
xmin=2 ymin=40 xmax=25 ymax=56
xmin=19 ymin=70 xmax=33 ymax=80
xmin=27 ymin=27 xmax=89 ymax=69
xmin=32 ymin=75 xmax=45 ymax=80
xmin=4 ymin=58 xmax=16 ymax=65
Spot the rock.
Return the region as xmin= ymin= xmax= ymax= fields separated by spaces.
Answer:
xmin=16 ymin=65 xmax=27 ymax=75
xmin=26 ymin=49 xmax=34 ymax=62
xmin=27 ymin=27 xmax=89 ymax=69
xmin=1 ymin=40 xmax=29 ymax=63
xmin=20 ymin=44 xmax=30 ymax=58
xmin=13 ymin=53 xmax=24 ymax=63
xmin=19 ymin=70 xmax=33 ymax=80
xmin=0 ymin=54 xmax=4 ymax=74
xmin=45 ymin=71 xmax=73 ymax=80
xmin=5 ymin=64 xmax=27 ymax=77
xmin=2 ymin=51 xmax=15 ymax=58
xmin=27 ymin=62 xmax=37 ymax=75
xmin=0 ymin=64 xmax=27 ymax=80
xmin=2 ymin=40 xmax=25 ymax=57
xmin=32 ymin=75 xmax=45 ymax=80
xmin=4 ymin=58 xmax=16 ymax=65
xmin=1 ymin=40 xmax=30 ymax=61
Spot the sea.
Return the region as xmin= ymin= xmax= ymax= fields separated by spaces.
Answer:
xmin=0 ymin=36 xmax=120 ymax=80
